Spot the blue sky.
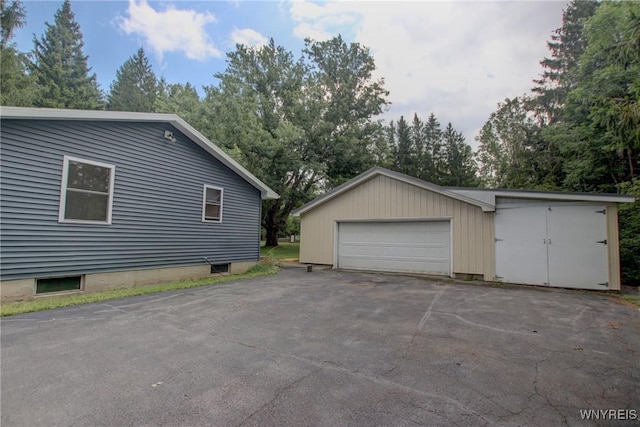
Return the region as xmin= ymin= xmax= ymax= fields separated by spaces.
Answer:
xmin=12 ymin=0 xmax=569 ymax=147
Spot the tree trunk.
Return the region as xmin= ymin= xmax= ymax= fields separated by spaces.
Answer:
xmin=265 ymin=226 xmax=279 ymax=247
xmin=263 ymin=201 xmax=280 ymax=247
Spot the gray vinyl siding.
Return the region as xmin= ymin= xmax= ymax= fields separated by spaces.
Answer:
xmin=0 ymin=119 xmax=262 ymax=280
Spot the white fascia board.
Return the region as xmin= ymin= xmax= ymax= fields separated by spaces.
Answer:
xmin=1 ymin=107 xmax=279 ymax=200
xmin=170 ymin=116 xmax=279 ymax=200
xmin=0 ymin=106 xmax=176 ymax=122
xmin=292 ymin=167 xmax=496 ymax=216
xmin=494 ymin=191 xmax=635 ymax=204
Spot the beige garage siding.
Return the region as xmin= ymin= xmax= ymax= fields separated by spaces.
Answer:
xmin=299 ymin=175 xmax=495 ymax=280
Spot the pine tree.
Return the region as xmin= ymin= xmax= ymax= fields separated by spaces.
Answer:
xmin=30 ymin=0 xmax=103 ymax=109
xmin=423 ymin=113 xmax=444 ymax=182
xmin=531 ymin=0 xmax=598 ymax=124
xmin=154 ymin=79 xmax=202 ymax=128
xmin=0 ymin=0 xmax=34 ymax=106
xmin=1 ymin=0 xmax=25 ymax=48
xmin=391 ymin=116 xmax=413 ymax=175
xmin=440 ymin=123 xmax=477 ymax=187
xmin=107 ymin=48 xmax=158 ymax=112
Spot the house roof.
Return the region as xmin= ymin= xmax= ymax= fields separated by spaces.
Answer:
xmin=292 ymin=167 xmax=496 ymax=216
xmin=0 ymin=106 xmax=279 ymax=200
xmin=292 ymin=167 xmax=635 ymax=216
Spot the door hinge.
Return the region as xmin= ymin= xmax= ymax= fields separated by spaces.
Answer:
xmin=495 ymin=238 xmax=503 ymax=242
xmin=597 ymin=239 xmax=607 ymax=245
xmin=595 ymin=209 xmax=606 ymax=214
xmin=597 ymin=282 xmax=609 ymax=287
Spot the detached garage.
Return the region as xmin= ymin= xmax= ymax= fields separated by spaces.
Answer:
xmin=292 ymin=167 xmax=635 ymax=291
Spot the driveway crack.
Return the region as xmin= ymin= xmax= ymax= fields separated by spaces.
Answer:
xmin=236 ymin=367 xmax=322 ymax=426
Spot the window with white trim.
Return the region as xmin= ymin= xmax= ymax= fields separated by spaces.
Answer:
xmin=202 ymin=185 xmax=223 ymax=222
xmin=59 ymin=156 xmax=115 ymax=224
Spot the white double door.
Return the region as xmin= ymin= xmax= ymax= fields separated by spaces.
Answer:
xmin=495 ymin=205 xmax=609 ymax=289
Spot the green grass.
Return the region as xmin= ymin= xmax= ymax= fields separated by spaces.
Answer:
xmin=620 ymin=295 xmax=640 ymax=307
xmin=260 ymin=242 xmax=300 ymax=260
xmin=0 ymin=263 xmax=278 ymax=317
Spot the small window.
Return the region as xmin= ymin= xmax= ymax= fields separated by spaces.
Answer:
xmin=202 ymin=185 xmax=223 ymax=222
xmin=210 ymin=263 xmax=229 ymax=274
xmin=59 ymin=156 xmax=115 ymax=224
xmin=36 ymin=276 xmax=82 ymax=294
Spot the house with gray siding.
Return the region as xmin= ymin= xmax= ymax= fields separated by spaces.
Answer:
xmin=0 ymin=107 xmax=278 ymax=300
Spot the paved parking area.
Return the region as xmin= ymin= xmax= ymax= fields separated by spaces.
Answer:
xmin=2 ymin=267 xmax=639 ymax=426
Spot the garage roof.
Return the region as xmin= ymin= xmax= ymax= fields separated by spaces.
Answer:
xmin=292 ymin=167 xmax=635 ymax=216
xmin=0 ymin=106 xmax=279 ymax=200
xmin=447 ymin=187 xmax=635 ymax=205
xmin=292 ymin=167 xmax=496 ymax=216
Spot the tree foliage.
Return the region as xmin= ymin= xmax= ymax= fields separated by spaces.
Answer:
xmin=477 ymin=0 xmax=640 ymax=284
xmin=532 ymin=0 xmax=599 ymax=125
xmin=475 ymin=96 xmax=560 ymax=189
xmin=1 ymin=0 xmax=25 ymax=48
xmin=154 ymin=79 xmax=204 ymax=129
xmin=30 ymin=0 xmax=103 ymax=109
xmin=387 ymin=113 xmax=476 ymax=187
xmin=204 ymin=37 xmax=389 ymax=246
xmin=107 ymin=48 xmax=157 ymax=112
xmin=0 ymin=0 xmax=33 ymax=106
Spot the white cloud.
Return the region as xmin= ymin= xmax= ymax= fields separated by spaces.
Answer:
xmin=288 ymin=0 xmax=567 ymax=148
xmin=119 ymin=0 xmax=221 ymax=61
xmin=230 ymin=28 xmax=269 ymax=48
xmin=290 ymin=0 xmax=358 ymax=41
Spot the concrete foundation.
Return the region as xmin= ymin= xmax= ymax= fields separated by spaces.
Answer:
xmin=0 ymin=261 xmax=257 ymax=301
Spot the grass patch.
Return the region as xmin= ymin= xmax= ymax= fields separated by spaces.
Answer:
xmin=260 ymin=242 xmax=300 ymax=260
xmin=0 ymin=263 xmax=278 ymax=317
xmin=620 ymin=295 xmax=640 ymax=307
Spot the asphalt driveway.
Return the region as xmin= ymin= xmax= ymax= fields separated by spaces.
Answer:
xmin=2 ymin=267 xmax=639 ymax=426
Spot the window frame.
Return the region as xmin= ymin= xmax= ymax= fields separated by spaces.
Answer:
xmin=58 ymin=155 xmax=116 ymax=225
xmin=202 ymin=184 xmax=224 ymax=223
xmin=35 ymin=275 xmax=84 ymax=295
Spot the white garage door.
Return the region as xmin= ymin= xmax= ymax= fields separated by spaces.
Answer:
xmin=337 ymin=221 xmax=450 ymax=275
xmin=495 ymin=204 xmax=609 ymax=289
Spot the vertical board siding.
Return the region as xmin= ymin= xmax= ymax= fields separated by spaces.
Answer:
xmin=0 ymin=120 xmax=261 ymax=280
xmin=299 ymin=175 xmax=494 ymax=278
xmin=606 ymin=205 xmax=621 ymax=291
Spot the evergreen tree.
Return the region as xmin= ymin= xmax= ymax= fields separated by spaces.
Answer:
xmin=30 ymin=0 xmax=103 ymax=109
xmin=1 ymin=0 xmax=25 ymax=48
xmin=409 ymin=114 xmax=427 ymax=180
xmin=441 ymin=123 xmax=477 ymax=187
xmin=107 ymin=48 xmax=158 ymax=112
xmin=154 ymin=79 xmax=203 ymax=128
xmin=0 ymin=0 xmax=34 ymax=106
xmin=423 ymin=113 xmax=444 ymax=182
xmin=391 ymin=116 xmax=413 ymax=175
xmin=550 ymin=1 xmax=640 ymax=191
xmin=531 ymin=0 xmax=598 ymax=124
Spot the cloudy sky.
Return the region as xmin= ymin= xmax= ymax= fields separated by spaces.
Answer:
xmin=14 ymin=0 xmax=568 ymax=148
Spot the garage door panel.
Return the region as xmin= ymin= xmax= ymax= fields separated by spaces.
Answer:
xmin=495 ymin=204 xmax=610 ymax=290
xmin=495 ymin=206 xmax=548 ymax=285
xmin=547 ymin=206 xmax=608 ymax=289
xmin=337 ymin=221 xmax=450 ymax=275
